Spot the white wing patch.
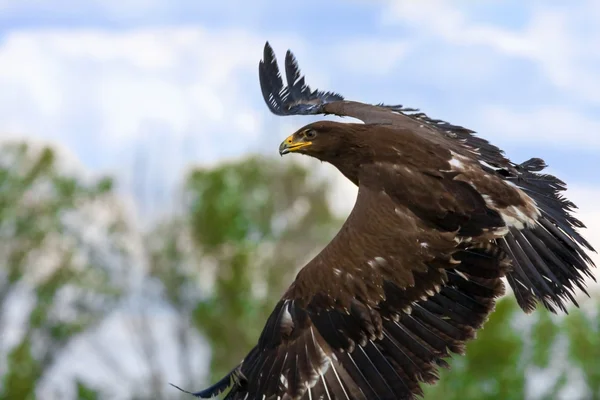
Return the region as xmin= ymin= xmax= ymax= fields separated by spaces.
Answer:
xmin=482 ymin=192 xmax=539 ymax=231
xmin=447 ymin=151 xmax=470 ymax=172
xmin=280 ymin=373 xmax=288 ymax=389
xmin=447 ymin=151 xmax=541 ymax=233
xmin=280 ymin=300 xmax=294 ymax=332
xmin=367 ymin=256 xmax=389 ymax=273
xmin=499 ymin=205 xmax=538 ymax=230
xmin=448 ymin=155 xmax=464 ymax=169
xmin=478 ymin=160 xmax=501 ymax=171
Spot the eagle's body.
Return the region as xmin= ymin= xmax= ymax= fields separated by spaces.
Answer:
xmin=176 ymin=43 xmax=596 ymax=400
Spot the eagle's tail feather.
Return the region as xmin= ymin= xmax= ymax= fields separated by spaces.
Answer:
xmin=501 ymin=164 xmax=596 ymax=313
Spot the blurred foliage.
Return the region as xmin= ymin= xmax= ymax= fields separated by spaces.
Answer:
xmin=3 ymin=335 xmax=39 ymax=400
xmin=2 ymin=139 xmax=600 ymax=400
xmin=76 ymin=381 xmax=100 ymax=400
xmin=0 ymin=141 xmax=133 ymax=399
xmin=425 ymin=296 xmax=600 ymax=400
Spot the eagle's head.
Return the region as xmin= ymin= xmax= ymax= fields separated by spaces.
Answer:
xmin=278 ymin=121 xmax=368 ymax=163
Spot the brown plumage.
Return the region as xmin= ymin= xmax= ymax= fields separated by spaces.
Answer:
xmin=175 ymin=43 xmax=596 ymax=400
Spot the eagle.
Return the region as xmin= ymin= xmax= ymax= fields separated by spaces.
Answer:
xmin=175 ymin=42 xmax=596 ymax=400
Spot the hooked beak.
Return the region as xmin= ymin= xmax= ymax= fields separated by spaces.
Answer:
xmin=278 ymin=134 xmax=312 ymax=156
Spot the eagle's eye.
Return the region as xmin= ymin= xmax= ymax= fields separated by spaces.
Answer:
xmin=304 ymin=129 xmax=317 ymax=140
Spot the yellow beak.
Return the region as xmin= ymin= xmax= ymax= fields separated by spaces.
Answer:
xmin=278 ymin=134 xmax=312 ymax=155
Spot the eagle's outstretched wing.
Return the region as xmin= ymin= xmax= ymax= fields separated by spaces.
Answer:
xmin=258 ymin=41 xmax=596 ymax=314
xmin=178 ymin=165 xmax=509 ymax=399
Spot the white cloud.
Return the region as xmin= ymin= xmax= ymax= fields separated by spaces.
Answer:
xmin=476 ymin=105 xmax=600 ymax=149
xmin=0 ymin=28 xmax=266 ymax=147
xmin=333 ymin=39 xmax=412 ymax=76
xmin=563 ymin=186 xmax=600 ymax=267
xmin=382 ymin=0 xmax=600 ymax=104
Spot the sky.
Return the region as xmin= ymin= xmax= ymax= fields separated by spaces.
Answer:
xmin=1 ymin=0 xmax=599 ymax=398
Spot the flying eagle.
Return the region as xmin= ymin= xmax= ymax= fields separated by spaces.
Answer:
xmin=176 ymin=42 xmax=596 ymax=400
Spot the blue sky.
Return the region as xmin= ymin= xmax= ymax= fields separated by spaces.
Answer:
xmin=1 ymin=1 xmax=599 ymax=398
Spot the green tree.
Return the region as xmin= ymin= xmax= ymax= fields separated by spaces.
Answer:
xmin=0 ymin=141 xmax=135 ymax=399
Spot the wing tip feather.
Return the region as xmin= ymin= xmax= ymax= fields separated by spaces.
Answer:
xmin=259 ymin=41 xmax=344 ymax=117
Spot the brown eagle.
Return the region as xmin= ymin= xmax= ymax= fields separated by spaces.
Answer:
xmin=176 ymin=42 xmax=596 ymax=400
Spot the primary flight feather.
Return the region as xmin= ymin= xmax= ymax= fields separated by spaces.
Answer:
xmin=175 ymin=42 xmax=596 ymax=400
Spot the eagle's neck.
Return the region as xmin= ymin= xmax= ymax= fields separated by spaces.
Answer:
xmin=326 ymin=147 xmax=370 ymax=187
xmin=319 ymin=124 xmax=375 ymax=185
xmin=335 ymin=163 xmax=360 ymax=186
